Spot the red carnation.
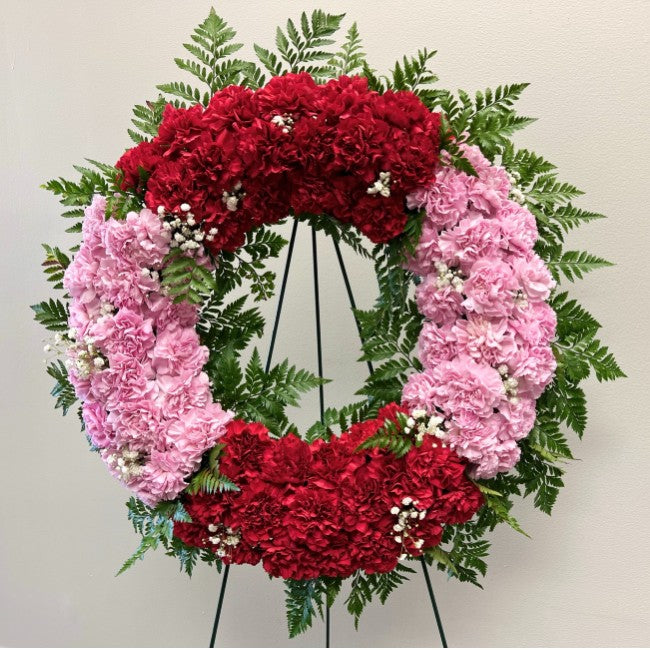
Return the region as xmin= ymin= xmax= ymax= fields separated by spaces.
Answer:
xmin=116 ymin=140 xmax=162 ymax=193
xmin=218 ymin=420 xmax=273 ymax=483
xmin=116 ymin=72 xmax=442 ymax=252
xmin=261 ymin=433 xmax=312 ymax=485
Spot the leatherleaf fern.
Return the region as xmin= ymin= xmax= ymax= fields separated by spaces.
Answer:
xmin=33 ymin=7 xmax=624 ymax=639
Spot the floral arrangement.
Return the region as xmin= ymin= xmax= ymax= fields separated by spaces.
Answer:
xmin=34 ymin=9 xmax=623 ymax=637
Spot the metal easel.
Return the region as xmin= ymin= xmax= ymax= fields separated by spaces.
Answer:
xmin=208 ymin=220 xmax=448 ymax=648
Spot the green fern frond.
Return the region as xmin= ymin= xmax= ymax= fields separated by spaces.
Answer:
xmin=548 ymin=250 xmax=613 ymax=282
xmin=327 ymin=22 xmax=365 ymax=76
xmin=46 ymin=359 xmax=77 ymax=415
xmin=31 ymin=298 xmax=68 ymax=331
xmin=161 ymin=249 xmax=217 ymax=304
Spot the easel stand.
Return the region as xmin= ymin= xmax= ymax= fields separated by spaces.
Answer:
xmin=208 ymin=221 xmax=449 ymax=648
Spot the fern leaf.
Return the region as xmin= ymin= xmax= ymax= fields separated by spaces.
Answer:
xmin=31 ymin=298 xmax=69 ymax=331
xmin=46 ymin=360 xmax=77 ymax=415
xmin=549 ymin=250 xmax=613 ymax=282
xmin=327 ymin=22 xmax=365 ymax=75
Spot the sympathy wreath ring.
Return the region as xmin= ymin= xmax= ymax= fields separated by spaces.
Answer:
xmin=35 ymin=8 xmax=623 ymax=636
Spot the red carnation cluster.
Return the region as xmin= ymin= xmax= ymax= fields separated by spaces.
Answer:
xmin=173 ymin=404 xmax=482 ymax=580
xmin=116 ymin=74 xmax=441 ymax=252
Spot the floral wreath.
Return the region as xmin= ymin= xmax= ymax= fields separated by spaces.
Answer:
xmin=35 ymin=9 xmax=624 ymax=637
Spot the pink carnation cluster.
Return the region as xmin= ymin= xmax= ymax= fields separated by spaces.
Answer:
xmin=63 ymin=196 xmax=233 ymax=505
xmin=403 ymin=145 xmax=557 ymax=478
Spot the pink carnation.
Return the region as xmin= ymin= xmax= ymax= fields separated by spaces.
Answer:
xmin=510 ymin=345 xmax=557 ymax=399
xmin=165 ymin=403 xmax=233 ymax=469
xmin=90 ymin=355 xmax=157 ymax=411
xmin=415 ymin=277 xmax=463 ymax=325
xmin=446 ymin=414 xmax=521 ymax=478
xmin=106 ymin=400 xmax=164 ymax=449
xmin=65 ymin=196 xmax=233 ymax=505
xmin=470 ymin=439 xmax=521 ymax=479
xmin=458 ymin=144 xmax=493 ymax=174
xmin=430 ymin=355 xmax=504 ymax=421
xmin=452 ymin=316 xmax=517 ymax=366
xmin=498 ymin=200 xmax=538 ymax=254
xmin=417 ymin=322 xmax=457 ymax=369
xmin=446 ymin=413 xmax=500 ymax=464
xmin=497 ymin=398 xmax=537 ymax=441
xmin=157 ymin=372 xmax=212 ymax=418
xmin=438 ymin=214 xmax=504 ymax=273
xmin=467 ymin=165 xmax=510 ymax=216
xmin=407 ymin=165 xmax=471 ymax=231
xmin=405 ymin=145 xmax=557 ymax=479
xmin=127 ymin=208 xmax=171 ymax=267
xmin=462 ymin=258 xmax=517 ymax=318
xmin=510 ymin=302 xmax=557 ymax=346
xmin=90 ymin=308 xmax=155 ymax=362
xmin=63 ymin=245 xmax=102 ymax=303
xmin=82 ymin=399 xmax=113 ymax=448
xmin=402 ymin=371 xmax=438 ymax=413
xmin=404 ymin=221 xmax=443 ymax=276
xmin=80 ymin=195 xmax=107 ymax=245
xmin=152 ymin=323 xmax=208 ymax=377
xmin=511 ymin=254 xmax=555 ymax=303
xmin=145 ymin=294 xmax=199 ymax=329
xmin=133 ymin=449 xmax=190 ymax=504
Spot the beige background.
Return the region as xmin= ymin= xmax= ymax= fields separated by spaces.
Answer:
xmin=2 ymin=0 xmax=649 ymax=646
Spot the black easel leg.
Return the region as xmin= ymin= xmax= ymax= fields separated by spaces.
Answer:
xmin=266 ymin=219 xmax=300 ymax=372
xmin=331 ymin=239 xmax=374 ymax=376
xmin=420 ymin=557 xmax=448 ymax=648
xmin=311 ymin=228 xmax=329 ymax=647
xmin=209 ymin=564 xmax=231 ymax=648
xmin=311 ymin=228 xmax=325 ymax=423
xmin=334 ymin=240 xmax=449 ymax=648
xmin=207 ymin=221 xmax=299 ymax=648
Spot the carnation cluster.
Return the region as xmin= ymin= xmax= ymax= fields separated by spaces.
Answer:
xmin=116 ymin=73 xmax=441 ymax=251
xmin=173 ymin=406 xmax=483 ymax=580
xmin=62 ymin=196 xmax=233 ymax=505
xmin=402 ymin=145 xmax=557 ymax=478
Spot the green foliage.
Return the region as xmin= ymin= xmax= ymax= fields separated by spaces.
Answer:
xmin=31 ymin=298 xmax=68 ymax=331
xmin=186 ymin=444 xmax=240 ymax=495
xmin=355 ymin=411 xmax=413 ymax=457
xmin=43 ymin=159 xmax=139 ymax=223
xmin=157 ymin=9 xmax=253 ymax=106
xmin=119 ymin=498 xmax=197 ymax=575
xmin=160 ymin=249 xmax=217 ymax=304
xmin=304 ymin=400 xmax=373 ymax=442
xmin=345 ymin=564 xmax=415 ymax=628
xmin=555 ymin=334 xmax=625 ymax=383
xmin=391 ymin=48 xmax=438 ymax=92
xmin=551 ymin=291 xmax=602 ymax=339
xmin=430 ymin=83 xmax=533 ymax=161
xmin=128 ymin=96 xmax=168 ymax=143
xmin=355 ymin=243 xmax=423 ymax=405
xmin=46 ymin=359 xmax=77 ymax=415
xmin=438 ymin=527 xmax=491 ymax=586
xmin=548 ymin=250 xmax=613 ymax=283
xmin=501 ymin=144 xmax=556 ymax=184
xmin=284 ymin=577 xmax=342 ymax=637
xmin=300 ymin=213 xmax=371 ymax=259
xmin=198 ymin=295 xmax=265 ymax=358
xmin=217 ymin=348 xmax=325 ymax=434
xmin=326 ymin=22 xmax=365 ymax=76
xmin=217 ymin=226 xmax=288 ymax=302
xmin=255 ymin=10 xmax=345 ymax=81
xmin=40 ymin=244 xmax=70 ymax=290
xmin=197 ymin=227 xmax=287 ymax=336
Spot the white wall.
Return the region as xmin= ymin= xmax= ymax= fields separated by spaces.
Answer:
xmin=1 ymin=0 xmax=649 ymax=646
